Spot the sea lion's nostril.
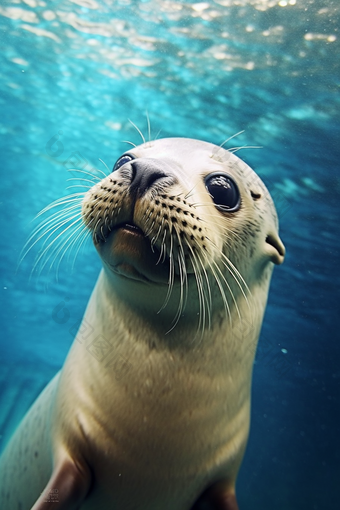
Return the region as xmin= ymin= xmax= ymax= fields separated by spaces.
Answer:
xmin=130 ymin=159 xmax=168 ymax=196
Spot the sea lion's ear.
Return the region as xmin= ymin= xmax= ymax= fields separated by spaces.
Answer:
xmin=265 ymin=232 xmax=285 ymax=265
xmin=31 ymin=456 xmax=91 ymax=510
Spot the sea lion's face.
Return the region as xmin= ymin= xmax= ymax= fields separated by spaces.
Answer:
xmin=82 ymin=138 xmax=285 ymax=321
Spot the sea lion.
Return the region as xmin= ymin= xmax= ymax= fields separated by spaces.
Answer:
xmin=0 ymin=137 xmax=285 ymax=510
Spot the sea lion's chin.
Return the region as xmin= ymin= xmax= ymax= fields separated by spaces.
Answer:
xmin=95 ymin=225 xmax=170 ymax=284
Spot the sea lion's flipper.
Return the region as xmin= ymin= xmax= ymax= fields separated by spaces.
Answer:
xmin=192 ymin=481 xmax=239 ymax=510
xmin=31 ymin=457 xmax=91 ymax=510
xmin=208 ymin=491 xmax=239 ymax=510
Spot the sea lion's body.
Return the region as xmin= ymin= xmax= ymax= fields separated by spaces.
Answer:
xmin=0 ymin=138 xmax=285 ymax=509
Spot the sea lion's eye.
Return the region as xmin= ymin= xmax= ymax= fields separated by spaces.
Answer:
xmin=112 ymin=154 xmax=134 ymax=172
xmin=205 ymin=173 xmax=240 ymax=212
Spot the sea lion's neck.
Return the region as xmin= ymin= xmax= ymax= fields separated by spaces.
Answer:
xmin=71 ymin=269 xmax=267 ymax=370
xmin=80 ymin=269 xmax=215 ymax=352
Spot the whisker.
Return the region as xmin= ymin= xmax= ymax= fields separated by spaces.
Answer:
xmin=221 ymin=252 xmax=250 ymax=295
xmin=194 ymin=250 xmax=212 ymax=332
xmin=71 ymin=228 xmax=91 ymax=270
xmin=190 ymin=251 xmax=207 ymax=337
xmin=219 ymin=130 xmax=245 ymax=149
xmin=67 ymin=177 xmax=99 ymax=186
xmin=66 ymin=185 xmax=92 ymax=191
xmin=184 ymin=185 xmax=198 ymax=201
xmin=212 ymin=260 xmax=239 ymax=321
xmin=31 ymin=217 xmax=83 ymax=276
xmin=168 ymin=227 xmax=188 ymax=329
xmin=122 ymin=140 xmax=137 ymax=148
xmin=146 ymin=111 xmax=151 ymax=143
xmin=128 ymin=119 xmax=146 ymax=144
xmin=35 ymin=193 xmax=86 ymax=217
xmin=67 ymin=168 xmax=101 ymax=181
xmin=98 ymin=158 xmax=111 ymax=176
xmin=153 ymin=129 xmax=162 ymax=141
xmin=228 ymin=145 xmax=262 ymax=153
xmin=159 ymin=228 xmax=173 ymax=314
xmin=209 ymin=260 xmax=231 ymax=321
xmin=42 ymin=224 xmax=82 ymax=275
xmin=52 ymin=222 xmax=87 ymax=275
xmin=19 ymin=204 xmax=83 ymax=265
xmin=38 ymin=211 xmax=82 ymax=254
xmin=219 ymin=253 xmax=251 ymax=308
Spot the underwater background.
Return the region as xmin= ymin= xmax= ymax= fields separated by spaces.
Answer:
xmin=0 ymin=0 xmax=339 ymax=508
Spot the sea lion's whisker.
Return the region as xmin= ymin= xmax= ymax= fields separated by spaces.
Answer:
xmin=143 ymin=208 xmax=158 ymax=236
xmin=67 ymin=177 xmax=99 ymax=186
xmin=46 ymin=220 xmax=85 ymax=274
xmin=208 ymin=260 xmax=231 ymax=322
xmin=160 ymin=234 xmax=168 ymax=265
xmin=35 ymin=193 xmax=86 ymax=216
xmin=167 ymin=257 xmax=185 ymax=332
xmin=155 ymin=226 xmax=167 ymax=265
xmin=220 ymin=229 xmax=243 ymax=244
xmin=33 ymin=212 xmax=82 ymax=257
xmin=122 ymin=140 xmax=137 ymax=148
xmin=98 ymin=158 xmax=111 ymax=176
xmin=71 ymin=228 xmax=91 ymax=270
xmin=220 ymin=255 xmax=249 ymax=301
xmin=179 ymin=247 xmax=188 ymax=313
xmin=31 ymin=216 xmax=83 ymax=277
xmin=193 ymin=211 xmax=243 ymax=243
xmin=67 ymin=168 xmax=101 ymax=181
xmin=220 ymin=252 xmax=251 ymax=297
xmin=172 ymin=227 xmax=188 ymax=323
xmin=155 ymin=240 xmax=164 ymax=265
xmin=194 ymin=250 xmax=213 ymax=331
xmin=142 ymin=205 xmax=151 ymax=222
xmin=159 ymin=228 xmax=174 ymax=315
xmin=93 ymin=218 xmax=102 ymax=239
xmin=33 ymin=199 xmax=84 ymax=222
xmin=206 ymin=236 xmax=250 ymax=300
xmin=20 ymin=205 xmax=83 ymax=265
xmin=191 ymin=252 xmax=207 ymax=337
xmin=153 ymin=128 xmax=162 ymax=142
xmin=151 ymin=219 xmax=164 ymax=252
xmin=146 ymin=111 xmax=151 ymax=143
xmin=212 ymin=260 xmax=240 ymax=321
xmin=145 ymin=219 xmax=156 ymax=238
xmin=219 ymin=130 xmax=245 ymax=149
xmin=22 ymin=204 xmax=79 ymax=244
xmin=228 ymin=145 xmax=262 ymax=153
xmin=33 ymin=214 xmax=82 ymax=270
xmin=184 ymin=185 xmax=198 ymax=201
xmin=187 ymin=200 xmax=224 ymax=209
xmin=55 ymin=222 xmax=89 ymax=274
xmin=184 ymin=241 xmax=208 ymax=336
xmin=67 ymin=185 xmax=93 ymax=190
xmin=128 ymin=119 xmax=146 ymax=144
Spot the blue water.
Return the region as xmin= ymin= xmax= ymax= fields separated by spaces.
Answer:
xmin=0 ymin=0 xmax=339 ymax=508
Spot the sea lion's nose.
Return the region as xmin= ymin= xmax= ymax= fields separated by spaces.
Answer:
xmin=129 ymin=158 xmax=171 ymax=197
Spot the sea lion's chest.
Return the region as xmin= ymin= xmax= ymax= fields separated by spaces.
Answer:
xmin=55 ymin=337 xmax=251 ymax=508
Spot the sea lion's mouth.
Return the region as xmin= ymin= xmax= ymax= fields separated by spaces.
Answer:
xmin=117 ymin=222 xmax=145 ymax=236
xmin=94 ymin=222 xmax=145 ymax=244
xmin=97 ymin=222 xmax=171 ymax=284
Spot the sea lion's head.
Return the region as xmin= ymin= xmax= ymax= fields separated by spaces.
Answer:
xmin=81 ymin=138 xmax=285 ymax=326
